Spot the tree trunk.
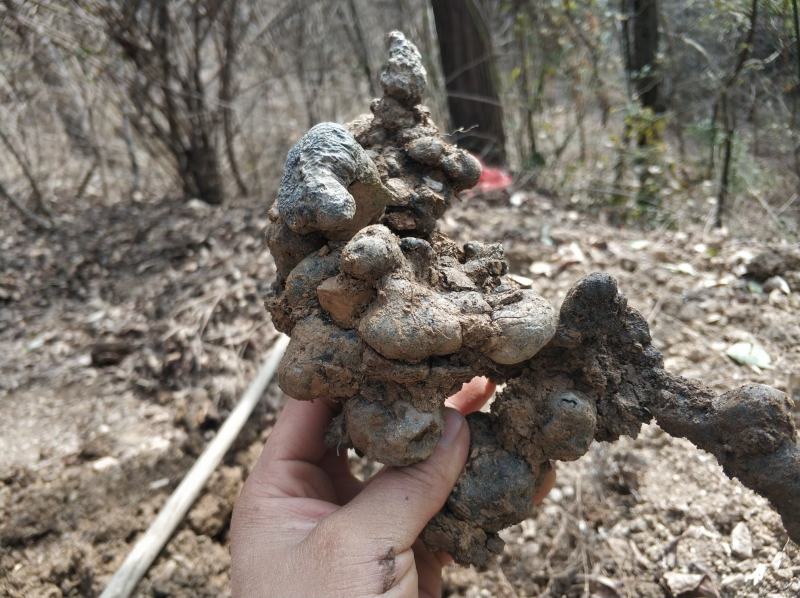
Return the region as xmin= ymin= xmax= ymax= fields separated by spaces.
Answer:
xmin=791 ymin=0 xmax=800 ymax=179
xmin=182 ymin=139 xmax=224 ymax=205
xmin=629 ymin=0 xmax=662 ymax=113
xmin=431 ymin=0 xmax=507 ymax=166
xmin=716 ymin=98 xmax=734 ymax=229
xmin=713 ymin=0 xmax=758 ymax=227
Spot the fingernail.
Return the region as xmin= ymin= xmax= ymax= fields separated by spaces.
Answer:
xmin=440 ymin=408 xmax=465 ymax=447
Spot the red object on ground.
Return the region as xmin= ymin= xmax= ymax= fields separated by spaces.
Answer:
xmin=473 ymin=157 xmax=513 ymax=194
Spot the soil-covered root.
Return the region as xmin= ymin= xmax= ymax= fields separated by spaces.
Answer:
xmin=654 ymin=380 xmax=800 ymax=544
xmin=421 ymin=412 xmax=538 ymax=567
xmin=270 ymin=224 xmax=559 ymax=466
xmin=263 ymin=30 xmax=799 ymax=568
xmin=266 ymin=31 xmax=557 ymax=467
xmin=421 ymin=273 xmax=800 ymax=566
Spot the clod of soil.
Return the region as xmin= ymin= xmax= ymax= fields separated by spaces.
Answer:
xmin=265 ymin=31 xmax=799 ymax=567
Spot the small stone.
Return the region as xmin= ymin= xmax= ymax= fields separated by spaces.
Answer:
xmin=149 ymin=478 xmax=169 ymax=490
xmin=768 ymin=288 xmax=788 ymax=306
xmin=663 ymin=572 xmax=705 ymax=595
xmin=746 ymin=247 xmax=800 ymax=281
xmin=382 ymin=210 xmax=418 ymax=231
xmin=90 ymin=340 xmax=134 ymax=367
xmin=422 ymin=176 xmax=444 ymax=192
xmin=750 ymin=563 xmax=768 ymax=585
xmin=731 ymin=521 xmax=753 ymax=559
xmin=721 ymin=573 xmax=746 ymax=591
xmin=763 ymin=275 xmax=791 ymax=294
xmin=725 ymin=341 xmax=771 ymax=369
xmin=91 ymin=456 xmax=119 ymax=472
xmin=440 ymin=267 xmax=477 ymax=291
xmin=283 ymin=251 xmax=341 ymax=307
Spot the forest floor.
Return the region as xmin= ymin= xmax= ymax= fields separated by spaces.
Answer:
xmin=1 ymin=190 xmax=799 ymax=598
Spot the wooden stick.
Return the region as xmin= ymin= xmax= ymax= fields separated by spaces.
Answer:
xmin=100 ymin=334 xmax=290 ymax=598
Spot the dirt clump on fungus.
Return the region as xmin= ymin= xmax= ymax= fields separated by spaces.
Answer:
xmin=265 ymin=31 xmax=800 ymax=567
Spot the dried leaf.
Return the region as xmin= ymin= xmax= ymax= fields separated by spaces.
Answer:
xmin=507 ymin=274 xmax=533 ymax=288
xmin=663 ymin=262 xmax=698 ymax=276
xmin=529 ymin=261 xmax=553 ymax=277
xmin=725 ymin=342 xmax=771 ymax=369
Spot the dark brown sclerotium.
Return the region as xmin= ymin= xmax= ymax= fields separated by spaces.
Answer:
xmin=265 ymin=31 xmax=800 ymax=567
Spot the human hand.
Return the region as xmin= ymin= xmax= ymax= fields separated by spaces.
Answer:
xmin=230 ymin=377 xmax=555 ymax=598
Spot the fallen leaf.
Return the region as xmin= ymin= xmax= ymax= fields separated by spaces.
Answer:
xmin=529 ymin=261 xmax=553 ymax=277
xmin=509 ymin=192 xmax=526 ymax=207
xmin=663 ymin=262 xmax=698 ymax=276
xmin=507 ymin=274 xmax=533 ymax=288
xmin=557 ymin=242 xmax=586 ymax=265
xmin=725 ymin=342 xmax=771 ymax=369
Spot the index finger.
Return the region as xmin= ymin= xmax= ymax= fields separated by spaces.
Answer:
xmin=445 ymin=376 xmax=496 ymax=415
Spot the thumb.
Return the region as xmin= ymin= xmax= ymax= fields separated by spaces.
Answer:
xmin=317 ymin=408 xmax=469 ymax=552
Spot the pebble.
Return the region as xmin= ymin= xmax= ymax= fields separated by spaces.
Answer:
xmin=763 ymin=275 xmax=790 ymax=295
xmin=663 ymin=572 xmax=704 ymax=594
xmin=91 ymin=456 xmax=119 ymax=472
xmin=750 ymin=563 xmax=768 ymax=585
xmin=731 ymin=521 xmax=753 ymax=559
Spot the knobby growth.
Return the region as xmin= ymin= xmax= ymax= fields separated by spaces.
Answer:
xmin=264 ymin=32 xmax=799 ymax=567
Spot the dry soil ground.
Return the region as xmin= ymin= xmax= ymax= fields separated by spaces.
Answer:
xmin=1 ymin=191 xmax=798 ymax=597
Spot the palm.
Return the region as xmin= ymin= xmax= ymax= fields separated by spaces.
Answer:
xmin=231 ymin=377 xmax=534 ymax=597
xmin=253 ymin=446 xmax=445 ymax=596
